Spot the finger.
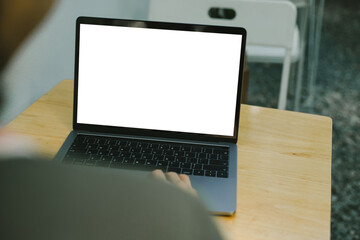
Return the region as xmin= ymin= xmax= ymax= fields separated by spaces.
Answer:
xmin=179 ymin=174 xmax=198 ymax=197
xmin=149 ymin=169 xmax=166 ymax=181
xmin=165 ymin=171 xmax=182 ymax=185
xmin=179 ymin=174 xmax=192 ymax=187
xmin=166 ymin=172 xmax=192 ymax=193
xmin=166 ymin=172 xmax=198 ymax=198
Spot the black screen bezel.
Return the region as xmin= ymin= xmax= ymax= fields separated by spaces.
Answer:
xmin=73 ymin=16 xmax=247 ymax=143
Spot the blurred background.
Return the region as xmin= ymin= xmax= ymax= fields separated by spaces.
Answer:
xmin=0 ymin=0 xmax=359 ymax=239
xmin=247 ymin=0 xmax=360 ymax=238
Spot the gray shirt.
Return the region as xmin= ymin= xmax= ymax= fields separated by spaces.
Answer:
xmin=0 ymin=160 xmax=223 ymax=240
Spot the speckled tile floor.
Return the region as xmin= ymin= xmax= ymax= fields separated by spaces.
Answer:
xmin=245 ymin=0 xmax=360 ymax=239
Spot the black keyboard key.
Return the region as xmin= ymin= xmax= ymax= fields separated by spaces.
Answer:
xmin=134 ymin=159 xmax=146 ymax=165
xmin=123 ymin=158 xmax=134 ymax=164
xmin=219 ymin=155 xmax=229 ymax=160
xmin=180 ymin=146 xmax=191 ymax=151
xmin=97 ymin=139 xmax=107 ymax=144
xmin=180 ymin=163 xmax=191 ymax=169
xmin=85 ymin=138 xmax=97 ymax=144
xmin=108 ymin=151 xmax=120 ymax=157
xmin=159 ymin=144 xmax=170 ymax=150
xmin=192 ymin=147 xmax=202 ymax=153
xmin=112 ymin=156 xmax=124 ymax=163
xmin=163 ymin=156 xmax=175 ymax=162
xmin=175 ymin=157 xmax=187 ymax=163
xmin=181 ymin=169 xmax=193 ymax=175
xmin=141 ymin=149 xmax=152 ymax=154
xmin=137 ymin=142 xmax=148 ymax=148
xmin=127 ymin=141 xmax=138 ymax=147
xmin=108 ymin=140 xmax=118 ymax=146
xmin=87 ymin=149 xmax=98 ymax=155
xmin=130 ymin=153 xmax=142 ymax=159
xmin=169 ymin=145 xmax=180 ymax=151
xmin=210 ymin=160 xmax=229 ymax=166
xmin=214 ymin=148 xmax=229 ymax=155
xmin=142 ymin=153 xmax=153 ymax=160
xmin=157 ymin=161 xmax=168 ymax=167
xmin=101 ymin=156 xmax=113 ymax=162
xmin=69 ymin=146 xmax=86 ymax=153
xmin=198 ymin=159 xmax=209 ymax=164
xmin=184 ymin=152 xmax=196 ymax=158
xmin=119 ymin=152 xmax=131 ymax=158
xmin=87 ymin=144 xmax=98 ymax=149
xmin=153 ymin=155 xmax=164 ymax=161
xmin=98 ymin=150 xmax=109 ymax=156
xmin=205 ymin=170 xmax=217 ymax=177
xmin=152 ymin=149 xmax=163 ymax=155
xmin=203 ymin=148 xmax=213 ymax=154
xmin=97 ymin=145 xmax=109 ymax=151
xmin=130 ymin=148 xmax=141 ymax=153
xmin=119 ymin=147 xmax=131 ymax=152
xmin=145 ymin=160 xmax=157 ymax=166
xmin=167 ymin=167 xmax=181 ymax=174
xmin=203 ymin=165 xmax=228 ymax=172
xmin=148 ymin=143 xmax=159 ymax=149
xmin=209 ymin=154 xmax=219 ymax=160
xmin=89 ymin=155 xmax=101 ymax=161
xmin=74 ymin=135 xmax=86 ymax=143
xmin=174 ymin=151 xmax=185 ymax=157
xmin=193 ymin=164 xmax=203 ymax=170
xmin=217 ymin=172 xmax=228 ymax=178
xmin=163 ymin=150 xmax=174 ymax=156
xmin=169 ymin=162 xmax=180 ymax=168
xmin=188 ymin=158 xmax=198 ymax=164
xmin=67 ymin=148 xmax=77 ymax=153
xmin=198 ymin=153 xmax=208 ymax=159
xmin=193 ymin=170 xmax=205 ymax=176
xmin=108 ymin=146 xmax=119 ymax=151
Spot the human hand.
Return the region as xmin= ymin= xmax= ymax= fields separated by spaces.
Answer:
xmin=149 ymin=169 xmax=198 ymax=197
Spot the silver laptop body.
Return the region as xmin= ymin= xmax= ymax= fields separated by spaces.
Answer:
xmin=54 ymin=17 xmax=247 ymax=215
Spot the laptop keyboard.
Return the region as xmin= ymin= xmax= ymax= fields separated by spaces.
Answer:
xmin=62 ymin=134 xmax=229 ymax=178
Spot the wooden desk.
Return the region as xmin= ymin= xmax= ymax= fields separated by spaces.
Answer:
xmin=5 ymin=80 xmax=332 ymax=240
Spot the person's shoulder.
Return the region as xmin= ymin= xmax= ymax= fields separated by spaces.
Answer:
xmin=0 ymin=159 xmax=223 ymax=240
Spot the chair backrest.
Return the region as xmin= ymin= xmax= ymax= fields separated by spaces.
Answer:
xmin=148 ymin=0 xmax=297 ymax=49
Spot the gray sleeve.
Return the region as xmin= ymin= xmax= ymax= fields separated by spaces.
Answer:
xmin=0 ymin=160 xmax=223 ymax=240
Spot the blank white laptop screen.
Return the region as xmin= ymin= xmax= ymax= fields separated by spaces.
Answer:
xmin=77 ymin=24 xmax=243 ymax=136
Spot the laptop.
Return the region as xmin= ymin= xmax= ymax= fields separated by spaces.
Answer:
xmin=54 ymin=16 xmax=247 ymax=216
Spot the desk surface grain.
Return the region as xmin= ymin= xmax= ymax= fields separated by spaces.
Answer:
xmin=5 ymin=80 xmax=332 ymax=240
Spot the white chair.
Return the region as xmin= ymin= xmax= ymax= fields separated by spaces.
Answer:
xmin=148 ymin=0 xmax=299 ymax=110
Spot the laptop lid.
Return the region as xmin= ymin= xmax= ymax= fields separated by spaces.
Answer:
xmin=73 ymin=17 xmax=246 ymax=143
